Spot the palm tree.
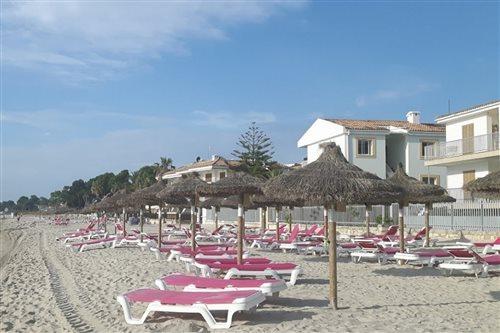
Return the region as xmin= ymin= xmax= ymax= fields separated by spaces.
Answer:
xmin=155 ymin=157 xmax=175 ymax=176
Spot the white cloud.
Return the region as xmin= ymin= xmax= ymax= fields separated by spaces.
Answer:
xmin=192 ymin=110 xmax=276 ymax=129
xmin=1 ymin=109 xmax=170 ymax=131
xmin=2 ymin=1 xmax=306 ymax=81
xmin=355 ymin=82 xmax=439 ymax=107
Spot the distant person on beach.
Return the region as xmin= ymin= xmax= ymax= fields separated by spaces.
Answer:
xmin=17 ymin=213 xmax=22 ymax=222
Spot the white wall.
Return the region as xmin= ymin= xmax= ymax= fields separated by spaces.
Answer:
xmin=348 ymin=133 xmax=386 ymax=178
xmin=306 ymin=135 xmax=347 ymax=163
xmin=446 ymin=114 xmax=490 ymax=141
xmin=406 ymin=134 xmax=447 ymax=187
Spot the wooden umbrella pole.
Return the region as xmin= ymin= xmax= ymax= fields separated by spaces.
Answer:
xmin=323 ymin=206 xmax=329 ymax=240
xmin=191 ymin=205 xmax=196 ymax=251
xmin=213 ymin=206 xmax=219 ymax=230
xmin=237 ymin=198 xmax=244 ymax=265
xmin=424 ymin=203 xmax=431 ymax=247
xmin=275 ymin=207 xmax=281 ymax=241
xmin=122 ymin=208 xmax=126 ymax=234
xmin=287 ymin=208 xmax=292 ymax=232
xmin=158 ymin=206 xmax=162 ymax=249
xmin=365 ymin=205 xmax=372 ymax=236
xmin=264 ymin=207 xmax=267 ymax=232
xmin=139 ymin=208 xmax=144 ymax=242
xmin=327 ymin=206 xmax=338 ymax=310
xmin=398 ymin=205 xmax=405 ymax=260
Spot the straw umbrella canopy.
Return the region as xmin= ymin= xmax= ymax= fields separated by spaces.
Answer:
xmin=387 ymin=165 xmax=452 ymax=248
xmin=262 ymin=143 xmax=404 ymax=309
xmin=156 ymin=173 xmax=207 ymax=251
xmin=197 ymin=172 xmax=264 ymax=264
xmin=116 ymin=180 xmax=173 ymax=242
xmin=464 ymin=171 xmax=500 ymax=199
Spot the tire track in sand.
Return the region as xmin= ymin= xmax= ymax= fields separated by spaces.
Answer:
xmin=39 ymin=230 xmax=103 ymax=333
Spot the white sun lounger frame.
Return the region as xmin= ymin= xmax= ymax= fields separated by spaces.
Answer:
xmin=116 ymin=291 xmax=265 ymax=329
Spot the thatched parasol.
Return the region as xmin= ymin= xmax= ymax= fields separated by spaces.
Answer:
xmin=464 ymin=171 xmax=500 ymax=199
xmin=197 ymin=172 xmax=264 ymax=264
xmin=262 ymin=143 xmax=403 ymax=309
xmin=157 ymin=174 xmax=206 ymax=251
xmin=388 ymin=165 xmax=453 ymax=248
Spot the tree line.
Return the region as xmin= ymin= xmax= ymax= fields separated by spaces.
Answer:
xmin=1 ymin=158 xmax=174 ymax=213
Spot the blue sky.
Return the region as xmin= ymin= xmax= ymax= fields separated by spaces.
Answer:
xmin=1 ymin=1 xmax=498 ymax=201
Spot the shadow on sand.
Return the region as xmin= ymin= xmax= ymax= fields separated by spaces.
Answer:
xmin=372 ymin=267 xmax=444 ymax=277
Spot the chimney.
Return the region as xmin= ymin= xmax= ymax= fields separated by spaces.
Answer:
xmin=406 ymin=111 xmax=421 ymax=124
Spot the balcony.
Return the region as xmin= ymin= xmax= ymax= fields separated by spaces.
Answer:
xmin=424 ymin=132 xmax=499 ymax=164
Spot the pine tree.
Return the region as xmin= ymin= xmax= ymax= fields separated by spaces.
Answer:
xmin=232 ymin=122 xmax=275 ymax=178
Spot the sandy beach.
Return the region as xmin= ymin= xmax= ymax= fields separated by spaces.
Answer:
xmin=1 ymin=216 xmax=499 ymax=333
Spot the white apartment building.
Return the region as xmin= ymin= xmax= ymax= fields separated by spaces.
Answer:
xmin=298 ymin=111 xmax=447 ymax=186
xmin=424 ymin=100 xmax=500 ymax=199
xmin=160 ymin=155 xmax=234 ymax=183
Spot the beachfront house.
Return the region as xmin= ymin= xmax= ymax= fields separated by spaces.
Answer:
xmin=424 ymin=100 xmax=500 ymax=200
xmin=297 ymin=111 xmax=447 ymax=187
xmin=159 ymin=155 xmax=234 ymax=183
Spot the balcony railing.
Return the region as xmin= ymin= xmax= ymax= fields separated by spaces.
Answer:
xmin=425 ymin=132 xmax=499 ymax=160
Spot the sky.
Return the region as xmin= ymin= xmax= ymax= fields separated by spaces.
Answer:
xmin=1 ymin=0 xmax=499 ymax=201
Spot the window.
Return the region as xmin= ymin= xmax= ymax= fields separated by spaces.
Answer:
xmin=205 ymin=173 xmax=212 ymax=182
xmin=420 ymin=141 xmax=435 ymax=158
xmin=420 ymin=175 xmax=440 ymax=186
xmin=463 ymin=170 xmax=475 ymax=186
xmin=356 ymin=138 xmax=375 ymax=157
xmin=219 ymin=172 xmax=226 ymax=179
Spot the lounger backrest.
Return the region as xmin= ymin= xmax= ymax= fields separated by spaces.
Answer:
xmin=289 ymin=225 xmax=300 ymax=241
xmin=494 ymin=237 xmax=500 ymax=245
xmin=360 ymin=242 xmax=377 ymax=249
xmin=384 ymin=225 xmax=398 ymax=237
xmin=448 ymin=249 xmax=477 ymax=261
xmin=307 ymin=224 xmax=319 ymax=236
xmin=414 ymin=227 xmax=430 ymax=240
xmin=315 ymin=227 xmax=325 ymax=236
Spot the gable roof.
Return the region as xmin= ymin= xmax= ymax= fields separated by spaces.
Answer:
xmin=325 ymin=119 xmax=444 ymax=133
xmin=436 ymin=99 xmax=500 ymax=120
xmin=161 ymin=156 xmax=230 ymax=177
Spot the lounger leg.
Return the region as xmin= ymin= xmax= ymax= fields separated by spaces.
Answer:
xmin=288 ymin=268 xmax=300 ymax=286
xmin=194 ymin=304 xmax=237 ymax=329
xmin=117 ymin=296 xmax=155 ymax=325
xmin=166 ymin=251 xmax=175 ymax=262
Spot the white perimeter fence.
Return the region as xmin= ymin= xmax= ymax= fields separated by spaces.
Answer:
xmin=204 ymin=200 xmax=500 ymax=232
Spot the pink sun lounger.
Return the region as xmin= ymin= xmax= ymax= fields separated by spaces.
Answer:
xmin=67 ymin=236 xmax=116 ymax=252
xmin=350 ymin=243 xmax=400 ymax=264
xmin=192 ymin=262 xmax=302 ymax=286
xmin=393 ymin=248 xmax=453 ymax=266
xmin=117 ymin=289 xmax=265 ymax=329
xmin=155 ymin=273 xmax=287 ymax=296
xmin=439 ymin=249 xmax=500 ymax=277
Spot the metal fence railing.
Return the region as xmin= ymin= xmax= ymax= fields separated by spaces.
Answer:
xmin=203 ymin=200 xmax=500 ymax=231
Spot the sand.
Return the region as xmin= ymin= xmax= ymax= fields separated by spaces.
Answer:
xmin=1 ymin=215 xmax=499 ymax=333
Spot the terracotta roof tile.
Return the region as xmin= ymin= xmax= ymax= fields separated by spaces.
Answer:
xmin=325 ymin=119 xmax=444 ymax=133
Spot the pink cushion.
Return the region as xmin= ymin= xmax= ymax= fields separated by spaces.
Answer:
xmin=196 ymin=258 xmax=271 ymax=265
xmin=162 ymin=274 xmax=281 ymax=288
xmin=339 ymin=243 xmax=358 ymax=249
xmin=206 ymin=262 xmax=296 ymax=271
xmin=483 ymin=254 xmax=500 ymax=265
xmin=71 ymin=237 xmax=113 ymax=246
xmin=124 ymin=289 xmax=257 ymax=305
xmin=412 ymin=249 xmax=451 ymax=257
